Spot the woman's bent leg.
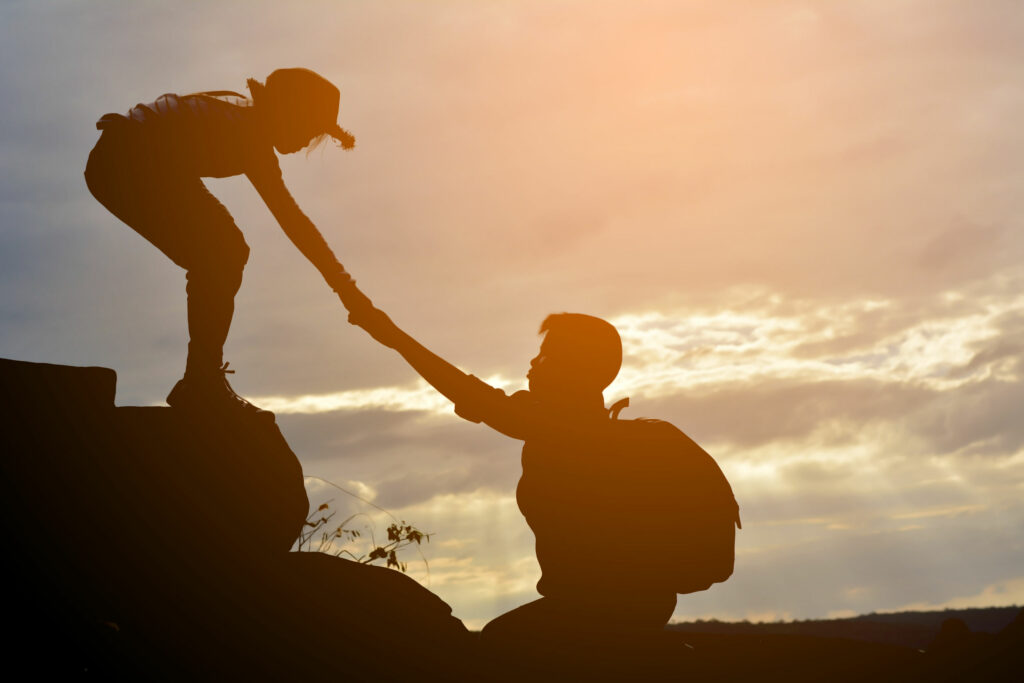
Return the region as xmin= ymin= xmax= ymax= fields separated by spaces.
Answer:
xmin=85 ymin=131 xmax=258 ymax=414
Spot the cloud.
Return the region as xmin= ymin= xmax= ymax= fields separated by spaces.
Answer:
xmin=260 ymin=271 xmax=1023 ymax=465
xmin=674 ymin=498 xmax=1024 ymax=621
xmin=256 ymin=376 xmax=517 ymax=415
xmin=917 ymin=218 xmax=1009 ymax=273
xmin=891 ymin=577 xmax=1024 ymax=613
xmin=278 ymin=408 xmax=523 ymax=509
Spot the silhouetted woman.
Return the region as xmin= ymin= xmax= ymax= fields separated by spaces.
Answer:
xmin=85 ymin=67 xmax=364 ymax=417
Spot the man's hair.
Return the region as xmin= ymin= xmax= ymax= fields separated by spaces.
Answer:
xmin=539 ymin=313 xmax=622 ymax=390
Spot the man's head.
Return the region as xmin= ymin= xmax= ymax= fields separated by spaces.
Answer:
xmin=249 ymin=67 xmax=356 ymax=154
xmin=528 ymin=313 xmax=622 ymax=398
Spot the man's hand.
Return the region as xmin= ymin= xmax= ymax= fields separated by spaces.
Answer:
xmin=334 ymin=280 xmax=374 ymax=320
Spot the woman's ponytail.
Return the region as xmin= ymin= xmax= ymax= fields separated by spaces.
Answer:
xmin=246 ymin=77 xmax=266 ymax=104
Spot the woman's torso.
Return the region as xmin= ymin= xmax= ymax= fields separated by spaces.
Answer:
xmin=99 ymin=92 xmax=277 ymax=178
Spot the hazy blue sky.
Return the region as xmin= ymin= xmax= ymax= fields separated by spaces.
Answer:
xmin=2 ymin=0 xmax=1023 ymax=628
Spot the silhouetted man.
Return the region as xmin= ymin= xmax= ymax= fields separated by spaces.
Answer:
xmin=85 ymin=68 xmax=367 ymax=417
xmin=346 ymin=302 xmax=679 ymax=640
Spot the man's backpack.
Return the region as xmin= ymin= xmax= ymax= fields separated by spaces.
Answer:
xmin=605 ymin=398 xmax=741 ymax=595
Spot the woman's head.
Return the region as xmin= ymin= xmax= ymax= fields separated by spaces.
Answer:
xmin=248 ymin=67 xmax=356 ymax=154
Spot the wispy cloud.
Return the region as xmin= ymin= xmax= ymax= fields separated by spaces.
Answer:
xmin=257 ymin=276 xmax=1024 ymax=459
xmin=891 ymin=577 xmax=1024 ymax=613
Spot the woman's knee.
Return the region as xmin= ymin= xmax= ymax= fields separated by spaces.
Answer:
xmin=220 ymin=232 xmax=250 ymax=271
xmin=224 ymin=233 xmax=251 ymax=275
xmin=193 ymin=226 xmax=250 ymax=269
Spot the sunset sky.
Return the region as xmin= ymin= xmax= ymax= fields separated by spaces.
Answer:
xmin=2 ymin=0 xmax=1023 ymax=629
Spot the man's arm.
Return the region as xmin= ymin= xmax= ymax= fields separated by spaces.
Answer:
xmin=351 ymin=304 xmax=537 ymax=440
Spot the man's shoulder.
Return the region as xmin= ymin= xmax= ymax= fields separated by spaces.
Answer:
xmin=453 ymin=376 xmax=514 ymax=422
xmin=507 ymin=389 xmax=533 ymax=403
xmin=459 ymin=376 xmax=532 ymax=402
xmin=452 ymin=381 xmax=538 ymax=434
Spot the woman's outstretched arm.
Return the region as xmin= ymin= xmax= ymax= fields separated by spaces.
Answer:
xmin=247 ymin=166 xmax=350 ymax=289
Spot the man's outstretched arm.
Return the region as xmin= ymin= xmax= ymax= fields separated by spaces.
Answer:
xmin=348 ymin=300 xmax=535 ymax=440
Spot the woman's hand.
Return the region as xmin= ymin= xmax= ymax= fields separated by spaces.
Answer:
xmin=351 ymin=305 xmax=404 ymax=349
xmin=332 ymin=279 xmax=403 ymax=348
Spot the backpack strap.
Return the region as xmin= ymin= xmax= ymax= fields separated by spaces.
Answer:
xmin=608 ymin=397 xmax=630 ymax=420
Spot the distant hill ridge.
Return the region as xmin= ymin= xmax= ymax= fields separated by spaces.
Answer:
xmin=669 ymin=606 xmax=1021 ymax=650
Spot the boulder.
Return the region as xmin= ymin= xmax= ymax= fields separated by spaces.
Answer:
xmin=0 ymin=358 xmax=472 ymax=679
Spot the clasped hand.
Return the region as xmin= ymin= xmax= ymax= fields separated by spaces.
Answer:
xmin=334 ymin=280 xmax=402 ymax=349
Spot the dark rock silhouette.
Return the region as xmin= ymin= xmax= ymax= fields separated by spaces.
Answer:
xmin=668 ymin=606 xmax=1022 ymax=650
xmin=3 ymin=357 xmax=1020 ymax=681
xmin=663 ymin=609 xmax=1023 ymax=683
xmin=0 ymin=358 xmax=471 ymax=679
xmin=918 ymin=609 xmax=1024 ymax=682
